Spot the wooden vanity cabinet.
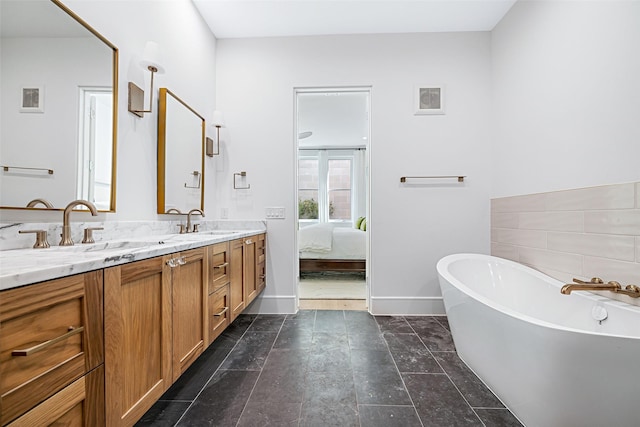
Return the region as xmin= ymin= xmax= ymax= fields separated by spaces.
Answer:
xmin=229 ymin=238 xmax=247 ymax=321
xmin=255 ymin=234 xmax=266 ymax=296
xmin=0 ymin=271 xmax=104 ymax=426
xmin=104 ymin=256 xmax=172 ymax=427
xmin=170 ymin=247 xmax=208 ymax=381
xmin=244 ymin=233 xmax=267 ymax=306
xmin=208 ymin=242 xmax=231 ymax=345
xmin=209 ymin=241 xmax=230 ymax=294
xmin=104 ymin=247 xmax=208 ymax=427
xmin=230 ymin=233 xmax=267 ymax=320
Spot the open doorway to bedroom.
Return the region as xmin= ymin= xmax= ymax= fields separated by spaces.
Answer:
xmin=295 ymin=88 xmax=370 ymax=310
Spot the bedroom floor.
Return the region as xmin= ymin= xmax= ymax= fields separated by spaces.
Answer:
xmin=299 ymin=271 xmax=366 ymax=299
xmin=137 ymin=311 xmax=522 ymax=426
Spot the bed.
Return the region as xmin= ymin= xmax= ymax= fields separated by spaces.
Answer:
xmin=298 ymin=224 xmax=366 ymax=273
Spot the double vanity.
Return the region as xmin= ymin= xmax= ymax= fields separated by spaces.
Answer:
xmin=0 ymin=0 xmax=253 ymax=424
xmin=0 ymin=222 xmax=266 ymax=426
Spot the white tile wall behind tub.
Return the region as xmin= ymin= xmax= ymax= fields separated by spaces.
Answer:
xmin=584 ymin=210 xmax=640 ymax=235
xmin=491 ymin=181 xmax=640 ymax=307
xmin=518 ymin=247 xmax=584 ymax=275
xmin=491 ymin=243 xmax=519 ymax=261
xmin=544 ymin=183 xmax=636 ymax=211
xmin=491 ymin=193 xmax=547 ymax=213
xmin=492 ymin=228 xmax=546 ymax=249
xmin=518 ymin=211 xmax=583 ymax=232
xmin=583 ymin=257 xmax=640 ymax=287
xmin=491 ymin=213 xmax=519 ymax=229
xmin=547 ymin=232 xmax=635 ymax=262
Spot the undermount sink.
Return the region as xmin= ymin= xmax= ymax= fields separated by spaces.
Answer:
xmin=55 ymin=240 xmax=163 ymax=252
xmin=166 ymin=230 xmax=243 ymax=241
xmin=199 ymin=230 xmax=243 ymax=235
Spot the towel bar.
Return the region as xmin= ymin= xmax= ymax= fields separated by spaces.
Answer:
xmin=400 ymin=175 xmax=465 ymax=183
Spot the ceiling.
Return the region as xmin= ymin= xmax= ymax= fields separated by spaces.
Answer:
xmin=192 ymin=0 xmax=518 ymax=39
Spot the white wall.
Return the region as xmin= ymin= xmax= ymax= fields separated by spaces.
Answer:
xmin=216 ymin=33 xmax=493 ymax=314
xmin=0 ymin=37 xmax=110 ymax=208
xmin=491 ymin=0 xmax=640 ymax=198
xmin=0 ymin=0 xmax=217 ymax=222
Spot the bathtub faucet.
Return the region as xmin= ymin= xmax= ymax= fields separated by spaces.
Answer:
xmin=561 ymin=277 xmax=640 ymax=298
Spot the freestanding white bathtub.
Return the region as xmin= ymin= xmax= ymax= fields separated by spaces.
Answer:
xmin=437 ymin=253 xmax=640 ymax=427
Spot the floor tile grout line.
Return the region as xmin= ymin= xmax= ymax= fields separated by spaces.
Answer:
xmin=404 ymin=316 xmax=489 ymax=427
xmin=371 ymin=316 xmax=425 ymax=427
xmin=233 ymin=313 xmax=296 ymax=427
xmin=172 ymin=314 xmax=259 ymax=427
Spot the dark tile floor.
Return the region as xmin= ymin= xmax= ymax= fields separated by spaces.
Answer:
xmin=137 ymin=311 xmax=522 ymax=427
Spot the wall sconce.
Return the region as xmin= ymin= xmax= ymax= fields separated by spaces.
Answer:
xmin=128 ymin=41 xmax=165 ymax=117
xmin=207 ymin=110 xmax=225 ymax=156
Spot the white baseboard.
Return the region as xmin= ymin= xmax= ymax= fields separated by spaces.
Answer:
xmin=369 ymin=296 xmax=445 ymax=316
xmin=242 ymin=294 xmax=445 ymax=316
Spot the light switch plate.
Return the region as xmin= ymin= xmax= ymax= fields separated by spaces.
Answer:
xmin=265 ymin=207 xmax=285 ymax=219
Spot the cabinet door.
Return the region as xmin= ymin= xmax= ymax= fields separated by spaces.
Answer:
xmin=6 ymin=365 xmax=104 ymax=427
xmin=104 ymin=256 xmax=172 ymax=427
xmin=0 ymin=271 xmax=103 ymax=425
xmin=229 ymin=238 xmax=246 ymax=321
xmin=244 ymin=236 xmax=258 ymax=304
xmin=171 ymin=248 xmax=207 ymax=381
xmin=209 ymin=241 xmax=230 ymax=293
xmin=256 ymin=233 xmax=266 ymax=294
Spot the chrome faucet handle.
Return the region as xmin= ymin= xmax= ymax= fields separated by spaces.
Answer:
xmin=19 ymin=230 xmax=50 ymax=249
xmin=192 ymin=223 xmax=200 ymax=233
xmin=177 ymin=224 xmax=187 ymax=234
xmin=82 ymin=227 xmax=104 ymax=244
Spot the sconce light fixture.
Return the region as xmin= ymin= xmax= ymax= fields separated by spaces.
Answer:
xmin=207 ymin=110 xmax=225 ymax=156
xmin=128 ymin=41 xmax=165 ymax=117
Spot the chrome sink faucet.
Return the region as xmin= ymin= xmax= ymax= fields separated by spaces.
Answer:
xmin=60 ymin=200 xmax=98 ymax=246
xmin=186 ymin=208 xmax=204 ymax=233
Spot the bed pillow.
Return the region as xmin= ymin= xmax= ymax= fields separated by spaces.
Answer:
xmin=355 ymin=216 xmax=365 ymax=229
xmin=359 ymin=218 xmax=367 ymax=231
xmin=299 ymin=223 xmax=334 ymax=252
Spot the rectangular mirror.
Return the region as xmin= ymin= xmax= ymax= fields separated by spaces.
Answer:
xmin=0 ymin=0 xmax=118 ymax=212
xmin=157 ymin=88 xmax=205 ymax=214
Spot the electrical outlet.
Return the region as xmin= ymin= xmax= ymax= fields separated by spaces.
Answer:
xmin=265 ymin=207 xmax=285 ymax=219
xmin=221 ymin=207 xmax=228 ymax=219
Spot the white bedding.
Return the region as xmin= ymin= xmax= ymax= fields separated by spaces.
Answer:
xmin=299 ymin=227 xmax=366 ymax=260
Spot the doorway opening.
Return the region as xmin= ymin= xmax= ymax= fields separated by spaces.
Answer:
xmin=295 ymin=87 xmax=371 ymax=311
xmin=77 ymin=87 xmax=112 ymax=210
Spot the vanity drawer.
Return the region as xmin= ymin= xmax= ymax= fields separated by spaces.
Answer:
xmin=209 ymin=241 xmax=230 ymax=293
xmin=0 ymin=272 xmax=103 ymax=425
xmin=208 ymin=284 xmax=230 ymax=345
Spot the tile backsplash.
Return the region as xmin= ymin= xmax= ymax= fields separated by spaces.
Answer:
xmin=491 ymin=182 xmax=640 ymax=306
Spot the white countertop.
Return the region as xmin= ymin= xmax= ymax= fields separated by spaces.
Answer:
xmin=0 ymin=229 xmax=264 ymax=291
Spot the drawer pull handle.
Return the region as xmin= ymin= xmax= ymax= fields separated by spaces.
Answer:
xmin=167 ymin=258 xmax=178 ymax=268
xmin=214 ymin=262 xmax=229 ymax=269
xmin=12 ymin=326 xmax=84 ymax=357
xmin=245 ymin=239 xmax=253 ymax=245
xmin=213 ymin=307 xmax=229 ymax=317
xmin=177 ymin=256 xmax=187 ymax=266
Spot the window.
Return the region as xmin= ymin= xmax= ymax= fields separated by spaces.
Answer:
xmin=298 ymin=150 xmax=357 ymax=224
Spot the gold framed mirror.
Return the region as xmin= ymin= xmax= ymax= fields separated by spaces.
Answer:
xmin=0 ymin=0 xmax=118 ymax=212
xmin=157 ymin=88 xmax=205 ymax=214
